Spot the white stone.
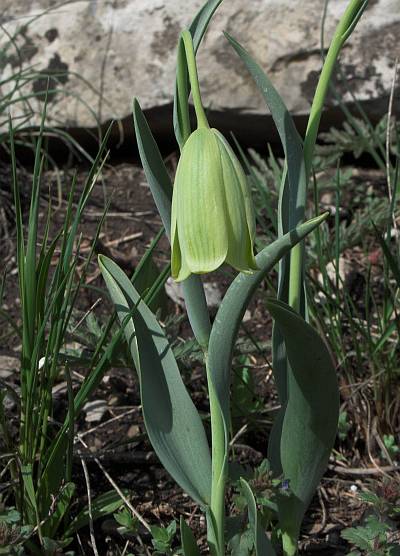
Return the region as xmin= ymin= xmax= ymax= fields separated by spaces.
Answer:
xmin=0 ymin=0 xmax=398 ymax=132
xmin=83 ymin=399 xmax=108 ymax=423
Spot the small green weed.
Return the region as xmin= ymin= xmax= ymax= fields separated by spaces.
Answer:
xmin=341 ymin=480 xmax=400 ymax=555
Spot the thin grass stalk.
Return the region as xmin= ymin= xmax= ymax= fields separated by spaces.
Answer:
xmin=41 ymin=228 xmax=166 ymax=480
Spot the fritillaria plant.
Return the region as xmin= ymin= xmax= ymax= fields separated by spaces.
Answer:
xmin=100 ymin=1 xmax=368 ymax=554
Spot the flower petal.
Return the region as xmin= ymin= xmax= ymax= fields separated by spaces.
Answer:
xmin=214 ymin=130 xmax=258 ymax=272
xmin=176 ymin=128 xmax=228 ymax=275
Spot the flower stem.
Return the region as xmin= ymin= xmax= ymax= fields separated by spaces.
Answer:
xmin=288 ymin=0 xmax=368 ymax=312
xmin=206 ymin=356 xmax=226 ymax=556
xmin=181 ymin=30 xmax=210 ymax=129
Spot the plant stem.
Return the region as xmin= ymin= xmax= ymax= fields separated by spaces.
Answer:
xmin=181 ymin=30 xmax=210 ymax=130
xmin=304 ymin=0 xmax=367 ymax=178
xmin=288 ymin=0 xmax=368 ymax=312
xmin=206 ymin=356 xmax=226 ymax=556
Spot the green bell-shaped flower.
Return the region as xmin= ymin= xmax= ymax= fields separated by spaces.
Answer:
xmin=171 ymin=30 xmax=258 ymax=282
xmin=171 ymin=126 xmax=258 ymax=282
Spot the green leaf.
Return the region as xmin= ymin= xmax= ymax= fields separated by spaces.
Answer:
xmin=20 ymin=464 xmax=39 ymax=525
xmin=180 ymin=517 xmax=201 ymax=556
xmin=133 ymin=98 xmax=172 ymax=233
xmin=99 ymin=255 xmax=212 ymax=506
xmin=114 ymin=507 xmax=138 ymax=532
xmin=265 ymin=299 xmax=339 ymax=546
xmin=188 ymin=0 xmax=224 ymax=49
xmin=228 ymin=527 xmax=254 ymax=556
xmin=151 ymin=521 xmax=177 ymax=552
xmin=240 ymin=479 xmax=276 ymax=555
xmin=207 ymin=213 xmax=328 ymax=447
xmin=224 ymin=33 xmax=308 ymax=459
xmin=65 ymin=489 xmax=125 ymax=536
xmin=132 ymin=98 xmax=210 ymax=348
xmin=224 ymin=32 xmax=306 ymax=232
xmin=341 ymin=527 xmax=373 ymax=550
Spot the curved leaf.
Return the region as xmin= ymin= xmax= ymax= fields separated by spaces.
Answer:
xmin=99 ymin=256 xmax=212 ymax=506
xmin=224 ymin=32 xmax=306 ymax=230
xmin=224 ymin=29 xmax=310 ymax=486
xmin=265 ymin=299 xmax=339 ymax=546
xmin=240 ymin=479 xmax=276 ymax=555
xmin=133 ymin=98 xmax=173 ymax=232
xmin=224 ymin=30 xmax=307 ymax=430
xmin=207 ymin=213 xmax=328 ymax=438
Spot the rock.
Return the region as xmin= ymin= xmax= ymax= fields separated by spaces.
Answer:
xmin=165 ymin=278 xmax=185 ymax=308
xmin=83 ymin=399 xmax=108 ymax=423
xmin=203 ymin=281 xmax=222 ymax=308
xmin=165 ymin=277 xmax=222 ymax=309
xmin=0 ymin=355 xmax=19 ymax=379
xmin=0 ymin=1 xmax=398 ymax=140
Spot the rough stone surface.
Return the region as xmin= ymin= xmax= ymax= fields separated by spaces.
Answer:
xmin=0 ymin=0 xmax=399 ymax=133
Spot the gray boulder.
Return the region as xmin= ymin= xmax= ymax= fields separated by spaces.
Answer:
xmin=1 ymin=0 xmax=399 ymax=137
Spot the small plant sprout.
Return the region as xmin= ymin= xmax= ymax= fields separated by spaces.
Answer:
xmin=100 ymin=0 xmax=368 ymax=554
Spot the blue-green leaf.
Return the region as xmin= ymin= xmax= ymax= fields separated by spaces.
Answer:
xmin=207 ymin=213 xmax=328 ymax=442
xmin=265 ymin=299 xmax=339 ymax=546
xmin=99 ymin=256 xmax=212 ymax=506
xmin=240 ymin=479 xmax=276 ymax=555
xmin=189 ymin=0 xmax=224 ymax=48
xmin=224 ymin=31 xmax=307 ymax=423
xmin=224 ymin=32 xmax=306 ymax=231
xmin=224 ymin=30 xmax=310 ymax=483
xmin=133 ymin=98 xmax=172 ymax=232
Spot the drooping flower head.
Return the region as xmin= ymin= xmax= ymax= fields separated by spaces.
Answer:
xmin=171 ymin=126 xmax=258 ymax=281
xmin=171 ymin=30 xmax=258 ymax=282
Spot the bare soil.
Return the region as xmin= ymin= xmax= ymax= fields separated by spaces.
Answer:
xmin=0 ymin=160 xmax=399 ymax=555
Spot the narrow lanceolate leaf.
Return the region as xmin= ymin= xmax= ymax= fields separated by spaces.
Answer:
xmin=99 ymin=256 xmax=212 ymax=506
xmin=133 ymin=98 xmax=210 ymax=348
xmin=224 ymin=31 xmax=307 ymax=410
xmin=173 ymin=0 xmax=224 ymax=148
xmin=225 ymin=32 xmax=306 ymax=231
xmin=265 ymin=299 xmax=339 ymax=547
xmin=240 ymin=479 xmax=276 ymax=556
xmin=189 ymin=0 xmax=224 ymax=49
xmin=207 ymin=213 xmax=328 ymax=444
xmin=180 ymin=516 xmax=201 ymax=556
xmin=133 ymin=98 xmax=173 ymax=233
